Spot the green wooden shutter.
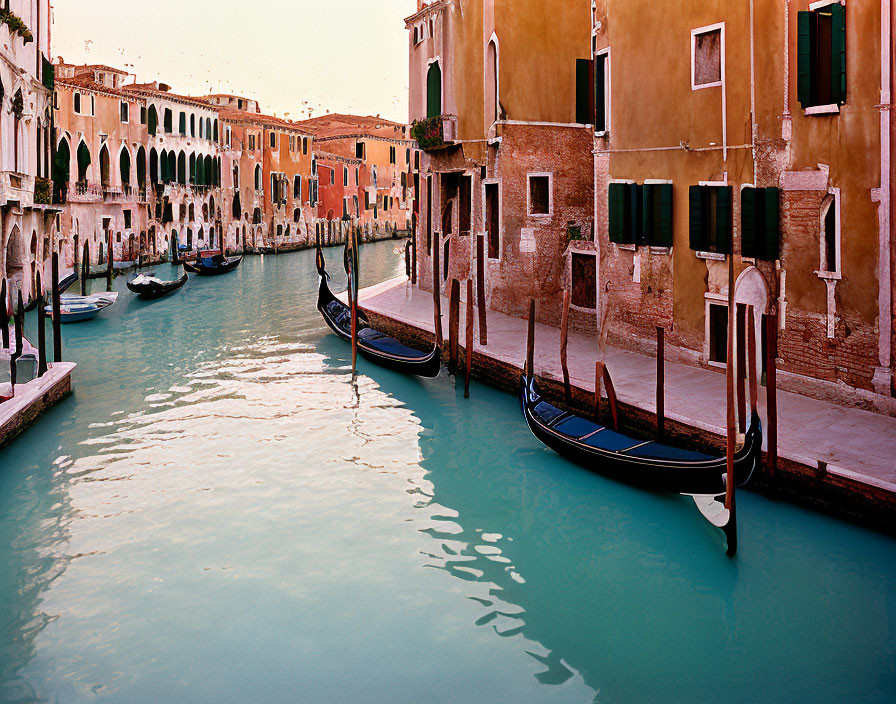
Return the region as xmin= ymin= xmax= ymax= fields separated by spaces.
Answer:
xmin=41 ymin=55 xmax=54 ymax=91
xmin=831 ymin=3 xmax=846 ymax=105
xmin=658 ymin=184 xmax=673 ymax=247
xmin=595 ymin=54 xmax=606 ymax=132
xmin=715 ymin=186 xmax=732 ymax=254
xmin=641 ymin=184 xmax=654 ymax=245
xmin=689 ymin=186 xmax=704 ymax=251
xmin=148 ymin=108 xmax=157 ymax=136
xmin=608 ymin=183 xmax=625 ymax=243
xmin=797 ymin=11 xmax=812 ymax=107
xmin=628 ymin=183 xmax=642 ymax=245
xmin=763 ymin=188 xmax=780 ymax=260
xmin=426 ymin=63 xmax=442 ymax=119
xmin=576 ymin=59 xmax=592 ymax=125
xmin=741 ymin=187 xmax=758 ymax=258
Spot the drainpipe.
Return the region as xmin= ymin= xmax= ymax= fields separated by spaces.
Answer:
xmin=877 ymin=0 xmax=894 ymax=394
xmin=750 ymin=0 xmax=757 ymax=183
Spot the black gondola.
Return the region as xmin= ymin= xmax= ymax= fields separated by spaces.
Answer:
xmin=520 ymin=376 xmax=761 ymax=496
xmin=315 ymin=245 xmax=440 ymax=377
xmin=127 ymin=271 xmax=188 ymax=299
xmin=182 ymin=254 xmax=242 ymax=276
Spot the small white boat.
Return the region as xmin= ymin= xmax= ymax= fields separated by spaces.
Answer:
xmin=45 ymin=292 xmax=119 ymax=323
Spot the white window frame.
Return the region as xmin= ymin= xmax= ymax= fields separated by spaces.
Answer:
xmin=485 ymin=33 xmax=501 ymax=131
xmin=816 ymin=188 xmax=842 ymax=278
xmin=704 ymin=292 xmax=729 ymax=369
xmin=526 ymin=171 xmax=553 ymax=218
xmin=343 ymin=166 xmax=349 ymax=187
xmin=120 ymin=101 xmax=129 ymax=124
xmin=607 ymin=178 xmax=637 ymax=251
xmin=691 ymin=22 xmax=725 ymax=91
xmin=595 ymin=47 xmax=611 ymax=135
xmin=695 ymin=178 xmax=729 ymax=260
xmin=481 ymin=178 xmax=502 ymax=261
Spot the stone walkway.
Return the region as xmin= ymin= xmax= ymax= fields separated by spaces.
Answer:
xmin=354 ymin=276 xmax=896 ymax=494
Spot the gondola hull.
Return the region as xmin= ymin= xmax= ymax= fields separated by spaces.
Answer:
xmin=182 ymin=256 xmax=242 ymax=276
xmin=317 ymin=274 xmax=440 ymax=378
xmin=127 ymin=272 xmax=188 ymax=299
xmin=520 ymin=377 xmax=760 ymax=495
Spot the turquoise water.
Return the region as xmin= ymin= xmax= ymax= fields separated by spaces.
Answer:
xmin=0 ymin=239 xmax=894 ymax=703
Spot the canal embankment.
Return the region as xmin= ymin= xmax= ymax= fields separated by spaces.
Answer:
xmin=351 ymin=276 xmax=896 ymax=535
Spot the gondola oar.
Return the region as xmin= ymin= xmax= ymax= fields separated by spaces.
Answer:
xmin=343 ymin=229 xmax=360 ymax=374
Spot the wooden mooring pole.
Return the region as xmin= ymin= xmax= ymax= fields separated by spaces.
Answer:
xmin=560 ymin=289 xmax=571 ymax=404
xmin=765 ymin=313 xmax=778 ymax=480
xmin=36 ymin=271 xmax=47 ymax=377
xmin=81 ymin=241 xmax=89 ymax=296
xmin=656 ymin=326 xmax=665 ymax=439
xmin=476 ymin=234 xmax=487 ymax=346
xmin=1 ymin=277 xmax=8 ymax=350
xmin=464 ymin=279 xmax=474 ymax=398
xmin=526 ymin=299 xmax=536 ymax=379
xmin=747 ymin=306 xmax=758 ymax=416
xmin=724 ymin=254 xmax=737 ymax=557
xmin=594 ymin=361 xmax=603 ymax=418
xmin=10 ymin=290 xmax=23 ymax=395
xmin=432 ymin=233 xmax=443 ymax=346
xmin=448 ymin=278 xmax=460 ymax=374
xmin=52 ymin=252 xmax=61 ymax=363
xmin=106 ymin=233 xmax=114 ymax=290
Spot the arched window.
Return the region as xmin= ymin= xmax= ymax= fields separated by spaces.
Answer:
xmin=206 ymin=118 xmax=212 ymax=141
xmin=486 ymin=38 xmax=499 ymax=126
xmin=199 ymin=118 xmax=203 ymax=139
xmin=254 ymin=164 xmax=262 ymax=191
xmin=99 ymin=144 xmax=111 ymax=187
xmin=136 ymin=146 xmax=146 ymax=188
xmin=233 ymin=164 xmax=239 ymax=189
xmin=204 ymin=155 xmax=213 ymax=186
xmin=293 ymin=208 xmax=300 ymax=223
xmin=149 ymin=148 xmax=159 ymax=183
xmin=294 ymin=175 xmax=301 ymax=200
xmin=148 ymin=105 xmax=158 ymax=136
xmin=177 ymin=152 xmax=186 ymax=184
xmin=179 ymin=111 xmax=186 ymax=135
xmin=54 ymin=137 xmax=71 ymax=188
xmin=163 ymin=108 xmax=173 ymax=133
xmin=167 ymin=152 xmax=176 ymax=183
xmin=189 ymin=203 xmax=195 ymax=221
xmin=189 ymin=153 xmax=196 ymax=184
xmin=213 ymin=119 xmax=218 ymax=142
xmin=119 ymin=148 xmax=131 ymax=186
xmin=196 ymin=155 xmax=205 ymax=185
xmin=190 ymin=114 xmax=196 ymax=137
xmin=426 ymin=62 xmax=442 ymax=119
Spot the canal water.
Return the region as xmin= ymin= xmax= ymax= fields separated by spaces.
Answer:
xmin=0 ymin=239 xmax=894 ymax=703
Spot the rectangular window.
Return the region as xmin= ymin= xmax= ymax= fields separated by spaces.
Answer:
xmin=608 ymin=182 xmax=640 ymax=245
xmin=140 ymin=106 xmax=147 ymax=124
xmin=798 ymin=4 xmax=846 ymax=108
xmin=741 ymin=187 xmax=780 ymax=260
xmin=389 ymin=146 xmax=396 ymax=164
xmin=303 ymin=138 xmax=308 ymax=155
xmin=821 ymin=195 xmax=839 ymax=273
xmin=356 ymin=142 xmax=364 ymax=159
xmin=330 ymin=169 xmax=335 ymax=186
xmin=641 ymin=183 xmax=674 ymax=247
xmin=575 ymin=58 xmax=594 ymax=125
xmin=692 ymin=27 xmax=722 ymax=88
xmin=528 ymin=174 xmax=551 ymax=215
xmin=571 ymin=253 xmax=596 ymax=309
xmin=270 ymin=132 xmax=276 ymax=149
xmin=708 ymin=303 xmax=729 ymax=364
xmin=594 ymin=51 xmax=610 ymax=132
xmin=120 ymin=101 xmax=129 ymax=123
xmin=124 ymin=210 xmax=132 ymax=229
xmin=353 ymin=195 xmax=360 ymax=218
xmin=688 ymin=185 xmax=732 ymax=254
xmin=485 ymin=182 xmax=500 ymax=258
xmin=459 ymin=175 xmax=472 ymax=235
xmin=74 ymin=92 xmax=81 ymax=114
xmin=343 ymin=167 xmax=348 ymax=186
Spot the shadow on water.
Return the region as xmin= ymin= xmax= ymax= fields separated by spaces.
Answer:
xmin=317 ymin=334 xmax=896 ymax=703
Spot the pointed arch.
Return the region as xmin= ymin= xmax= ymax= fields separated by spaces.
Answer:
xmin=167 ymin=151 xmax=176 ymax=183
xmin=204 ymin=155 xmax=213 ymax=186
xmin=119 ymin=146 xmax=131 ymax=187
xmin=149 ymin=147 xmax=159 ymax=183
xmin=76 ymin=140 xmax=92 ymax=183
xmin=254 ymin=164 xmax=262 ymax=191
xmin=53 ymin=136 xmax=71 ymax=186
xmin=426 ymin=61 xmax=442 ymax=119
xmin=136 ymin=146 xmax=146 ymax=188
xmin=147 ymin=105 xmax=158 ymax=135
xmin=177 ymin=151 xmax=186 ymax=184
xmin=486 ymin=35 xmax=499 ymax=127
xmin=189 ymin=153 xmax=196 ymax=184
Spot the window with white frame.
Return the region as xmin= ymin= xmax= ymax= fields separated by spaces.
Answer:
xmin=343 ymin=166 xmax=349 ymax=186
xmin=527 ymin=173 xmax=552 ymax=216
xmin=691 ymin=24 xmax=723 ymax=89
xmin=595 ymin=48 xmax=610 ymax=132
xmin=819 ymin=191 xmax=840 ymax=275
xmin=120 ymin=101 xmax=129 ymax=123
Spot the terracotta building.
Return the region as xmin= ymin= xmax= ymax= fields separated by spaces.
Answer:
xmin=297 ymin=114 xmax=417 ymax=239
xmin=591 ymin=0 xmax=895 ymax=406
xmin=313 ymin=150 xmax=363 ymax=244
xmin=0 ymin=0 xmax=57 ymax=306
xmin=405 ymin=0 xmax=595 ymax=328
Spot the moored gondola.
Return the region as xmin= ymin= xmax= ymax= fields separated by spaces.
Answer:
xmin=182 ymin=253 xmax=242 ymax=276
xmin=127 ymin=271 xmax=188 ymax=299
xmin=520 ymin=376 xmax=761 ymax=496
xmin=315 ymin=245 xmax=440 ymax=377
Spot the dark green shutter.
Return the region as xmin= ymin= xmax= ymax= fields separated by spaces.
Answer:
xmin=628 ymin=183 xmax=642 ymax=245
xmin=715 ymin=186 xmax=732 ymax=254
xmin=41 ymin=55 xmax=54 ymax=91
xmin=595 ymin=54 xmax=606 ymax=132
xmin=797 ymin=11 xmax=811 ymax=107
xmin=179 ymin=112 xmax=186 ymax=135
xmin=148 ymin=108 xmax=157 ymax=136
xmin=426 ymin=63 xmax=442 ymax=119
xmin=641 ymin=184 xmax=654 ymax=245
xmin=763 ymin=188 xmax=780 ymax=260
xmin=658 ymin=184 xmax=673 ymax=247
xmin=741 ymin=187 xmax=758 ymax=258
xmin=609 ymin=183 xmax=625 ymax=243
xmin=831 ymin=3 xmax=846 ymax=104
xmin=576 ymin=59 xmax=592 ymax=125
xmin=689 ymin=186 xmax=704 ymax=251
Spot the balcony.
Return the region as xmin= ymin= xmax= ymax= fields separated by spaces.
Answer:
xmin=69 ymin=181 xmax=103 ymax=203
xmin=410 ymin=114 xmax=457 ymax=152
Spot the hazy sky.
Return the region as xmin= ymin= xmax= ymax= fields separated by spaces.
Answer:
xmin=51 ymin=0 xmax=411 ymax=123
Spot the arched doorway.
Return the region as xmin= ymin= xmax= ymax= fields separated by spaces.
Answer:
xmin=77 ymin=141 xmax=91 ymax=184
xmin=734 ymin=266 xmax=769 ymax=385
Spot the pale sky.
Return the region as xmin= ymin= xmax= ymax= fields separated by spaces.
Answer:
xmin=51 ymin=0 xmax=411 ymax=123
